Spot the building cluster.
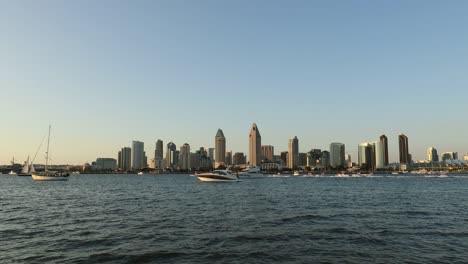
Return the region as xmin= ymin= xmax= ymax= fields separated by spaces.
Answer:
xmin=86 ymin=123 xmax=466 ymax=172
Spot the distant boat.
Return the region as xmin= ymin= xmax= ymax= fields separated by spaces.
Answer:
xmin=196 ymin=170 xmax=240 ymax=182
xmin=137 ymin=172 xmax=144 ymax=175
xmin=8 ymin=157 xmax=16 ymax=175
xmin=293 ymin=171 xmax=300 ymax=176
xmin=17 ymin=156 xmax=35 ymax=176
xmin=32 ymin=125 xmax=69 ymax=181
xmin=238 ymin=166 xmax=265 ymax=178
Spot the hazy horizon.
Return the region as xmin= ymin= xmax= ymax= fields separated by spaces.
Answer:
xmin=1 ymin=1 xmax=467 ymax=165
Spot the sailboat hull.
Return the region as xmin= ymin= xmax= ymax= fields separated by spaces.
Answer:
xmin=32 ymin=174 xmax=69 ymax=181
xmin=17 ymin=173 xmax=31 ymax=176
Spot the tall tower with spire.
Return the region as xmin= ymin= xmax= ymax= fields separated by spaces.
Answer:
xmin=215 ymin=129 xmax=226 ymax=168
xmin=249 ymin=123 xmax=262 ymax=166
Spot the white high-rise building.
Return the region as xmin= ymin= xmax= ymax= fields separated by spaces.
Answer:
xmin=288 ymin=137 xmax=298 ymax=169
xmin=372 ymin=141 xmax=385 ymax=169
xmin=215 ymin=129 xmax=226 ymax=168
xmin=426 ymin=147 xmax=439 ymax=162
xmin=131 ymin=141 xmax=144 ymax=170
xmin=329 ymin=143 xmax=345 ymax=168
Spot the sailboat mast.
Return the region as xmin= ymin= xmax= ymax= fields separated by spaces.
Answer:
xmin=45 ymin=125 xmax=51 ymax=172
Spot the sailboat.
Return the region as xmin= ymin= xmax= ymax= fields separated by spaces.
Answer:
xmin=17 ymin=156 xmax=34 ymax=176
xmin=32 ymin=125 xmax=70 ymax=181
xmin=8 ymin=157 xmax=17 ymax=175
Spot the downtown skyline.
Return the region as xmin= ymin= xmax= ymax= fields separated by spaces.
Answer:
xmin=1 ymin=122 xmax=467 ymax=166
xmin=1 ymin=1 xmax=468 ymax=164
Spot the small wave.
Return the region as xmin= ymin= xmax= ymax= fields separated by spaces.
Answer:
xmin=280 ymin=214 xmax=329 ymax=224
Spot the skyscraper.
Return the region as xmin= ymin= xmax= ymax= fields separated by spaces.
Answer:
xmin=179 ymin=143 xmax=191 ymax=170
xmin=261 ymin=145 xmax=274 ymax=162
xmin=380 ymin=134 xmax=389 ymax=165
xmin=288 ymin=136 xmax=299 ymax=169
xmin=207 ymin=148 xmax=215 ymax=168
xmin=321 ymin=151 xmax=330 ymax=168
xmin=358 ymin=143 xmax=372 ymax=169
xmin=225 ymin=151 xmax=232 ymax=165
xmin=307 ymin=149 xmax=322 ymax=167
xmin=249 ymin=123 xmax=261 ymax=166
xmin=427 ymin=147 xmax=439 ymax=162
xmin=131 ymin=141 xmax=144 ymax=170
xmin=154 ymin=140 xmax=164 ymax=168
xmin=166 ymin=142 xmax=177 ymax=168
xmin=215 ymin=129 xmax=226 ymax=168
xmin=280 ymin=151 xmax=288 ymax=167
xmin=330 ymin=143 xmax=345 ymax=168
xmin=399 ymin=134 xmax=409 ymax=164
xmin=118 ymin=147 xmax=131 ymax=170
xmin=372 ymin=141 xmax=385 ymax=169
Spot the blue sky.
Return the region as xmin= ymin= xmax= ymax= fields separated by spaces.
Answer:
xmin=1 ymin=0 xmax=467 ymax=165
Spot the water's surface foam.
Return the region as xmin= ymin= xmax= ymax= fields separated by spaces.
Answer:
xmin=1 ymin=174 xmax=468 ymax=263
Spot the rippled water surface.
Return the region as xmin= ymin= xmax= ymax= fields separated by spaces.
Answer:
xmin=1 ymin=174 xmax=468 ymax=263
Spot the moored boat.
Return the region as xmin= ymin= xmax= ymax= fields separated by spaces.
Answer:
xmin=238 ymin=166 xmax=265 ymax=178
xmin=32 ymin=125 xmax=69 ymax=181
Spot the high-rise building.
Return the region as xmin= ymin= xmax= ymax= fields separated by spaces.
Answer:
xmin=225 ymin=151 xmax=232 ymax=165
xmin=179 ymin=143 xmax=191 ymax=170
xmin=358 ymin=143 xmax=373 ymax=169
xmin=288 ymin=136 xmax=299 ymax=169
xmin=261 ymin=145 xmax=274 ymax=162
xmin=463 ymin=155 xmax=468 ymax=161
xmin=280 ymin=151 xmax=288 ymax=167
xmin=442 ymin=152 xmax=457 ymax=161
xmin=426 ymin=147 xmax=439 ymax=162
xmin=345 ymin=153 xmax=351 ymax=163
xmin=215 ymin=129 xmax=226 ymax=168
xmin=307 ymin=149 xmax=322 ymax=167
xmin=249 ymin=123 xmax=262 ymax=166
xmin=207 ymin=148 xmax=215 ymax=168
xmin=380 ymin=134 xmax=389 ymax=165
xmin=321 ymin=151 xmax=330 ymax=168
xmin=154 ymin=139 xmax=164 ymax=169
xmin=399 ymin=134 xmax=409 ymax=164
xmin=166 ymin=142 xmax=177 ymax=168
xmin=372 ymin=141 xmax=385 ymax=169
xmin=298 ymin=153 xmax=307 ymax=167
xmin=118 ymin=147 xmax=131 ymax=170
xmin=329 ymin=143 xmax=345 ymax=168
xmin=359 ymin=141 xmax=384 ymax=170
xmin=131 ymin=141 xmax=144 ymax=170
xmin=143 ymin=152 xmax=148 ymax=168
xmin=233 ymin=152 xmax=246 ymax=165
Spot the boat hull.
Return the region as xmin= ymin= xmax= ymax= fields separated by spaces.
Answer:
xmin=17 ymin=173 xmax=31 ymax=177
xmin=32 ymin=174 xmax=69 ymax=181
xmin=197 ymin=176 xmax=240 ymax=182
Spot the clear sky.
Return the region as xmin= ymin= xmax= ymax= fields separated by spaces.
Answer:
xmin=1 ymin=0 xmax=467 ymax=165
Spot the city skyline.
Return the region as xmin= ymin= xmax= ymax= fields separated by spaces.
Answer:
xmin=1 ymin=1 xmax=468 ymax=164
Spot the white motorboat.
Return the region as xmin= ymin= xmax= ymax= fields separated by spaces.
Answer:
xmin=32 ymin=125 xmax=69 ymax=181
xmin=196 ymin=170 xmax=240 ymax=182
xmin=138 ymin=172 xmax=144 ymax=175
xmin=293 ymin=171 xmax=300 ymax=176
xmin=238 ymin=166 xmax=264 ymax=178
xmin=8 ymin=171 xmax=17 ymax=175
